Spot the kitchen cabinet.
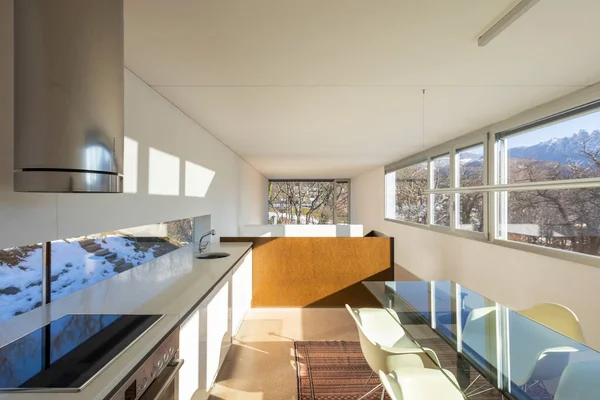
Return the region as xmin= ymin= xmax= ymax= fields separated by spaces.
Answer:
xmin=231 ymin=250 xmax=252 ymax=337
xmin=177 ymin=249 xmax=252 ymax=400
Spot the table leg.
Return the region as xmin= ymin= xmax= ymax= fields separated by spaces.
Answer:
xmin=456 ymin=353 xmax=471 ymax=389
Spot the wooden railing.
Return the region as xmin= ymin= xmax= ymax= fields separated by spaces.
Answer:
xmin=221 ymin=231 xmax=393 ymax=307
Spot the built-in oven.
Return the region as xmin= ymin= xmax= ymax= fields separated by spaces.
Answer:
xmin=139 ymin=357 xmax=184 ymax=400
xmin=110 ymin=326 xmax=183 ymax=400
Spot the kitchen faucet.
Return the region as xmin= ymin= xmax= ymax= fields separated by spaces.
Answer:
xmin=198 ymin=229 xmax=216 ymax=254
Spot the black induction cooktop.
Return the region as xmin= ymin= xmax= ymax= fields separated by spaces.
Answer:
xmin=0 ymin=314 xmax=163 ymax=392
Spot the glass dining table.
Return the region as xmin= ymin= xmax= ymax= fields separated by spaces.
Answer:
xmin=363 ymin=280 xmax=600 ymax=400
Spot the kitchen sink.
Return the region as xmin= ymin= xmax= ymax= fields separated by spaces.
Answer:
xmin=196 ymin=252 xmax=230 ymax=259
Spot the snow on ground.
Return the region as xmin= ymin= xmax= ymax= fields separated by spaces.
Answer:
xmin=0 ymin=236 xmax=178 ymax=323
xmin=50 ymin=236 xmax=167 ymax=301
xmin=0 ymin=247 xmax=43 ymax=323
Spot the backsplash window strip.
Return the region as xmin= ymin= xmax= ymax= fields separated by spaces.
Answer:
xmin=0 ymin=217 xmax=195 ymax=322
xmin=50 ymin=217 xmax=194 ymax=301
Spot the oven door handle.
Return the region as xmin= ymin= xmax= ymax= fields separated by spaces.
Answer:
xmin=139 ymin=358 xmax=184 ymax=400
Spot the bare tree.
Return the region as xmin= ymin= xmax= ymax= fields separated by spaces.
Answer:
xmin=268 ymin=181 xmax=338 ymax=225
xmin=506 ymin=133 xmax=600 ymax=255
xmin=395 ymin=163 xmax=428 ymax=223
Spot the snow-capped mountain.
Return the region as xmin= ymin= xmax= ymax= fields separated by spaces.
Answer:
xmin=453 ymin=130 xmax=600 ymax=166
xmin=508 ymin=129 xmax=600 ymax=165
xmin=459 ymin=153 xmax=484 ymax=167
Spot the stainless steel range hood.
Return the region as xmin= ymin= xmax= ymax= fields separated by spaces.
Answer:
xmin=14 ymin=0 xmax=124 ymax=193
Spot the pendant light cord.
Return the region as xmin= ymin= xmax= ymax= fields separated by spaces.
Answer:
xmin=422 ymin=89 xmax=426 ymax=149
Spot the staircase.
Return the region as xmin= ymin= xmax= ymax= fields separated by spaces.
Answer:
xmin=79 ymin=238 xmax=134 ymax=273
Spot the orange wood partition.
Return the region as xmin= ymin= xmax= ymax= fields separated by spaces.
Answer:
xmin=221 ymin=232 xmax=393 ymax=307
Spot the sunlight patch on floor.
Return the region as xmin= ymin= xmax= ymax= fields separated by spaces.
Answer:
xmin=208 ymin=308 xmax=357 ymax=400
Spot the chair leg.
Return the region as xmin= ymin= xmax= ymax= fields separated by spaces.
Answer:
xmin=380 ymin=385 xmax=386 ymax=400
xmin=364 ymin=370 xmax=374 ymax=387
xmin=357 ymin=383 xmax=382 ymax=400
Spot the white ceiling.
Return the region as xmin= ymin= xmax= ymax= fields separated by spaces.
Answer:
xmin=124 ymin=0 xmax=600 ymax=178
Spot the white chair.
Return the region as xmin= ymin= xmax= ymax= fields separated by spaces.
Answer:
xmin=519 ymin=303 xmax=585 ymax=343
xmin=513 ymin=303 xmax=584 ymax=389
xmin=379 ymin=368 xmax=465 ymax=400
xmin=461 ymin=303 xmax=585 ymax=392
xmin=554 ymin=360 xmax=600 ymax=400
xmin=345 ymin=304 xmax=441 ymax=400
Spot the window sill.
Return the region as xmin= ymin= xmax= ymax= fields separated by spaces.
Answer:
xmin=384 ymin=217 xmax=600 ymax=268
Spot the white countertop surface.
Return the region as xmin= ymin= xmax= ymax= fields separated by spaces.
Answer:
xmin=0 ymin=241 xmax=252 ymax=400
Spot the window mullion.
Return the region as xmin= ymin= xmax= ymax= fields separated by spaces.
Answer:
xmin=498 ymin=137 xmax=508 ymax=240
xmin=488 ymin=132 xmax=496 ymax=242
xmin=450 ymin=146 xmax=457 ymax=232
xmin=333 ymin=180 xmax=337 ymax=224
xmin=483 ymin=132 xmax=490 ymax=240
xmin=42 ymin=241 xmax=51 ymax=305
xmin=427 ymin=157 xmax=433 ymax=226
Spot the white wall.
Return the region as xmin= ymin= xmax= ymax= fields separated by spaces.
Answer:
xmin=351 ymin=167 xmax=385 ymax=234
xmin=352 ymin=167 xmax=600 ymax=350
xmin=0 ymin=0 xmax=267 ymax=248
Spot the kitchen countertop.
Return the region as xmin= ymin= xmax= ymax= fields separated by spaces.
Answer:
xmin=0 ymin=241 xmax=252 ymax=400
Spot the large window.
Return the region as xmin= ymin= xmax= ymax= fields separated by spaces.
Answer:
xmin=386 ymin=145 xmax=487 ymax=236
xmin=496 ymin=108 xmax=600 ymax=257
xmin=384 ymin=99 xmax=600 ymax=266
xmin=0 ymin=217 xmax=196 ymax=323
xmin=386 ymin=162 xmax=428 ymax=224
xmin=268 ymin=180 xmax=350 ymax=224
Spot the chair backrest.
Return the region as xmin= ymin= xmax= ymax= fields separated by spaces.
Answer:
xmin=345 ymin=305 xmax=407 ymax=346
xmin=518 ymin=303 xmax=585 ymax=343
xmin=507 ymin=302 xmax=585 ymax=386
xmin=345 ymin=304 xmax=423 ymax=374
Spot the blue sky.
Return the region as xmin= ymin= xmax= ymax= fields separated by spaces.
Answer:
xmin=508 ymin=111 xmax=600 ymax=148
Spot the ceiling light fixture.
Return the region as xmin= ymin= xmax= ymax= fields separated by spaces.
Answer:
xmin=478 ymin=0 xmax=540 ymax=47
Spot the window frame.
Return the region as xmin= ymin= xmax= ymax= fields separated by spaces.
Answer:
xmin=267 ymin=179 xmax=352 ymax=225
xmin=384 ymin=93 xmax=600 ymax=269
xmin=385 ymin=130 xmax=489 ymax=242
xmin=390 ymin=160 xmax=429 ymax=225
xmin=429 ymin=153 xmax=451 ymax=229
xmin=385 ymin=157 xmax=428 ymax=227
xmin=489 ymin=102 xmax=600 ymax=268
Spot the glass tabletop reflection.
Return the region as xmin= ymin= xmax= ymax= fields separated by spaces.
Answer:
xmin=363 ymin=280 xmax=600 ymax=400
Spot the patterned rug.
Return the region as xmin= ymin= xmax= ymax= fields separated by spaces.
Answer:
xmin=294 ymin=341 xmax=390 ymax=399
xmin=295 ymin=340 xmax=553 ymax=399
